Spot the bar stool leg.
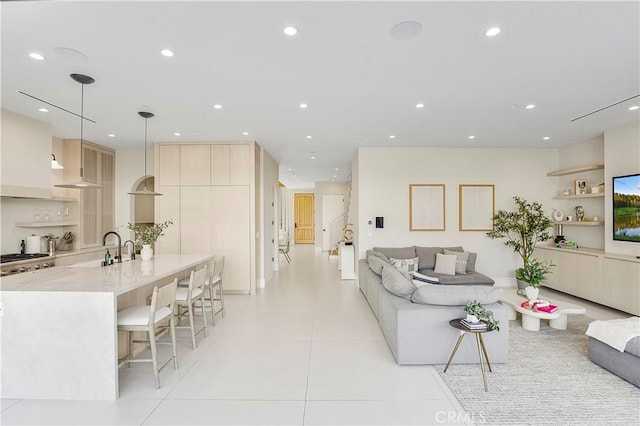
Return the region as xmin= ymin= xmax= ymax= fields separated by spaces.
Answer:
xmin=188 ymin=303 xmax=197 ymax=350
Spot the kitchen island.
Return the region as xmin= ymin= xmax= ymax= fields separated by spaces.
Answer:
xmin=0 ymin=254 xmax=212 ymax=400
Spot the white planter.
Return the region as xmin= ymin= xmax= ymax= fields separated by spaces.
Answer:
xmin=525 ymin=286 xmax=539 ymax=300
xmin=466 ymin=314 xmax=479 ymax=323
xmin=140 ymin=244 xmax=153 ymax=261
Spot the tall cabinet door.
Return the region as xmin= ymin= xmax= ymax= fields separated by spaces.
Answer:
xmin=180 ymin=186 xmax=211 ymax=255
xmin=100 ymin=150 xmax=115 ymax=236
xmin=155 ymin=186 xmax=181 ymax=254
xmin=81 ymin=145 xmax=100 ymax=246
xmin=212 ymin=186 xmax=251 ymax=293
xmin=180 ymin=145 xmax=210 ymax=185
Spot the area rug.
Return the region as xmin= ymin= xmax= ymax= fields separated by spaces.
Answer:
xmin=436 ymin=316 xmax=640 ymax=425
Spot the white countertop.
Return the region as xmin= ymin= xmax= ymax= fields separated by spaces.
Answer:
xmin=0 ymin=254 xmax=212 ymax=295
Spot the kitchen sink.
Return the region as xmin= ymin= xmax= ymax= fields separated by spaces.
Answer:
xmin=68 ymin=258 xmax=132 ymax=268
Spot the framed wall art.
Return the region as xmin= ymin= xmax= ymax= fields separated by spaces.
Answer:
xmin=459 ymin=184 xmax=495 ymax=231
xmin=409 ymin=184 xmax=445 ymax=231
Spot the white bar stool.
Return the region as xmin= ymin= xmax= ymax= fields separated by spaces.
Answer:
xmin=175 ymin=265 xmax=208 ymax=349
xmin=117 ymin=279 xmax=178 ymax=389
xmin=208 ymin=255 xmax=226 ymax=325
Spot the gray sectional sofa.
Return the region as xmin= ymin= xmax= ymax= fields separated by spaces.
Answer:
xmin=359 ymin=246 xmax=510 ymax=365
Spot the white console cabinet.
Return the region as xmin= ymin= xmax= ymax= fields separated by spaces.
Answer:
xmin=338 ymin=243 xmax=355 ymax=280
xmin=535 ymin=246 xmax=639 ymax=315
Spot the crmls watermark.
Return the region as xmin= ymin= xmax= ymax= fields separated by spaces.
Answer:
xmin=435 ymin=410 xmax=486 ymax=424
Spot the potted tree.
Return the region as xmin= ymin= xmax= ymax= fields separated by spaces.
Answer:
xmin=486 ymin=196 xmax=554 ymax=290
xmin=127 ymin=220 xmax=173 ymax=260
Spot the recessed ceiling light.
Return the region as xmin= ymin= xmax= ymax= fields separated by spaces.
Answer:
xmin=629 ymin=105 xmax=639 ymax=111
xmin=161 ymin=49 xmax=174 ymax=57
xmin=543 ymin=136 xmax=550 ymax=140
xmin=335 ymin=168 xmax=339 ymax=171
xmin=416 ymin=103 xmax=425 ymax=109
xmin=525 ymin=104 xmax=536 ymax=109
xmin=38 ymin=108 xmax=48 ymax=112
xmin=29 ymin=52 xmax=44 ymax=61
xmin=300 ymin=103 xmax=308 ymax=109
xmin=333 ymin=175 xmax=337 ymax=178
xmin=486 ymin=27 xmax=501 ymax=37
xmin=306 ymin=135 xmax=312 ymax=139
xmin=288 ymin=168 xmax=293 ymax=171
xmin=468 ymin=135 xmax=475 ymax=140
xmin=389 ymin=135 xmax=396 ymax=139
xmin=242 ymin=131 xmax=249 ymax=135
xmin=390 ymin=21 xmax=423 ymax=40
xmin=174 ymin=132 xmax=181 ymax=136
xmin=284 ymin=26 xmax=298 ymax=36
xmin=213 ymin=104 xmax=222 ymax=109
xmin=108 ymin=134 xmax=116 ymax=138
xmin=310 ymin=156 xmax=316 ymax=160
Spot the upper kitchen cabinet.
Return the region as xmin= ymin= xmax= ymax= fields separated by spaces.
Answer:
xmin=0 ymin=110 xmax=52 ymax=198
xmin=211 ymin=144 xmax=252 ymax=185
xmin=180 ymin=145 xmax=210 ymax=185
xmin=62 ymin=139 xmax=115 ymax=247
xmin=158 ymin=145 xmax=180 ymax=186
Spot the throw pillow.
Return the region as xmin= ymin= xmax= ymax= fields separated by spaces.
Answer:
xmin=389 ymin=256 xmax=420 ymax=276
xmin=434 ymin=253 xmax=457 ymax=276
xmin=367 ymin=255 xmax=388 ymax=276
xmin=381 ymin=265 xmax=415 ymax=299
xmin=366 ymin=249 xmax=389 ymax=264
xmin=443 ymin=249 xmax=470 ymax=275
xmin=414 ymin=246 xmax=440 ymax=270
xmin=466 ymin=252 xmax=477 ymax=272
xmin=411 ymin=283 xmax=502 ymax=306
xmin=412 ymin=271 xmax=440 ymax=284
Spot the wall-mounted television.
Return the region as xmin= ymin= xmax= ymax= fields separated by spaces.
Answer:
xmin=613 ymin=173 xmax=640 ymax=243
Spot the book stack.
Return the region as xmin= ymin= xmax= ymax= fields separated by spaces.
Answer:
xmin=459 ymin=318 xmax=488 ymax=330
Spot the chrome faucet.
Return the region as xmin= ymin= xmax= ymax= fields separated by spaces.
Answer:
xmin=123 ymin=240 xmax=136 ymax=260
xmin=102 ymin=231 xmax=122 ymax=263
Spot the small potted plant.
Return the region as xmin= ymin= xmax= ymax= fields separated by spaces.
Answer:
xmin=464 ymin=300 xmax=500 ymax=331
xmin=515 ymin=258 xmax=554 ymax=300
xmin=486 ymin=196 xmax=553 ymax=289
xmin=127 ymin=220 xmax=173 ymax=260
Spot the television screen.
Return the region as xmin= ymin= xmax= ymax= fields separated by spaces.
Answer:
xmin=613 ymin=173 xmax=640 ymax=243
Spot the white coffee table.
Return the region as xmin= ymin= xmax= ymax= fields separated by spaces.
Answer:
xmin=499 ymin=290 xmax=586 ymax=331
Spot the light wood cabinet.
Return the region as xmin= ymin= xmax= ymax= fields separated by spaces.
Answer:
xmin=180 ymin=145 xmax=210 ymax=185
xmin=535 ymin=246 xmax=639 ymax=315
xmin=180 ymin=186 xmax=211 ymax=254
xmin=158 ymin=145 xmax=180 ymax=186
xmin=155 ymin=142 xmax=256 ymax=294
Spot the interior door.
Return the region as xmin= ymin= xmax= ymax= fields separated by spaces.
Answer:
xmin=294 ymin=193 xmax=314 ymax=244
xmin=322 ymin=194 xmax=345 ymax=251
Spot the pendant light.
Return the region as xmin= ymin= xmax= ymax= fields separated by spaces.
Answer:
xmin=51 ymin=154 xmax=63 ymax=169
xmin=128 ymin=111 xmax=162 ymax=196
xmin=55 ymin=73 xmax=102 ymax=189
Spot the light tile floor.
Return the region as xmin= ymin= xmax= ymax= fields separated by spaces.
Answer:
xmin=1 ymin=245 xmax=628 ymax=425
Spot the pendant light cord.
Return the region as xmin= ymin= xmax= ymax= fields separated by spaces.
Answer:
xmin=79 ymin=82 xmax=85 ymax=179
xmin=144 ymin=117 xmax=148 ymax=191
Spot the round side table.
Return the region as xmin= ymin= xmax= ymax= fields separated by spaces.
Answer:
xmin=443 ymin=318 xmax=494 ymax=391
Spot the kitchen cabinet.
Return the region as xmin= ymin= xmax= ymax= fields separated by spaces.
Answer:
xmin=180 ymin=145 xmax=210 ymax=185
xmin=155 ymin=142 xmax=256 ymax=294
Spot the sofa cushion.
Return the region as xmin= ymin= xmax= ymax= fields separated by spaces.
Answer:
xmin=417 ymin=269 xmax=495 ymax=285
xmin=443 ymin=249 xmax=469 ymax=274
xmin=368 ymin=255 xmax=388 ymax=276
xmin=414 ymin=247 xmax=440 ymax=269
xmin=381 ymin=265 xmax=415 ymax=299
xmin=374 ymin=246 xmax=416 ymax=260
xmin=366 ymin=249 xmax=389 ymax=263
xmin=389 ymin=256 xmax=420 ymax=275
xmin=411 ymin=283 xmax=502 ymax=306
xmin=434 ymin=253 xmax=456 ymax=275
xmin=467 ymin=252 xmax=477 ymax=272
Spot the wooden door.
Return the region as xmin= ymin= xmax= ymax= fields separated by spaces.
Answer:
xmin=294 ymin=193 xmax=314 ymax=244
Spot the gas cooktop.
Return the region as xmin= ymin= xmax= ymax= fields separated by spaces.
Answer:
xmin=0 ymin=253 xmax=50 ymax=264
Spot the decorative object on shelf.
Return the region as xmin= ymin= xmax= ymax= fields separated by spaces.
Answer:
xmin=562 ymin=189 xmax=571 ymax=196
xmin=126 ymin=220 xmax=173 ymax=260
xmin=574 ymin=179 xmax=587 ymax=195
xmin=343 ymin=223 xmax=354 ymax=244
xmin=55 ymin=74 xmax=102 ymax=189
xmin=486 ymin=196 xmax=553 ymax=289
xmin=51 ymin=154 xmax=63 ymax=170
xmin=574 ymin=205 xmax=585 ymax=222
xmin=515 ymin=258 xmax=555 ymax=295
xmin=128 ymin=111 xmax=162 ymax=196
xmin=552 ymin=209 xmax=564 ymax=222
xmin=463 ymin=300 xmax=500 ymax=331
xmin=555 ymin=240 xmax=578 ymax=249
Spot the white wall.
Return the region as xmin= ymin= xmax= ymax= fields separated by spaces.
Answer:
xmin=556 ymin=136 xmax=605 ymax=249
xmin=1 ymin=110 xmax=51 ymax=190
xmin=114 ymin=148 xmax=152 ymax=240
xmin=604 ymin=121 xmax=640 ymax=256
xmin=259 ymin=148 xmax=279 ymax=287
xmin=313 ymin=181 xmax=351 ymax=249
xmin=354 ymin=147 xmax=559 ymax=285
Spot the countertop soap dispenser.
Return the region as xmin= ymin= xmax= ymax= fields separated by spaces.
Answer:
xmin=103 ymin=249 xmax=111 ymax=267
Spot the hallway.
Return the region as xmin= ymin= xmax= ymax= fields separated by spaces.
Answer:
xmin=1 ymin=245 xmax=464 ymax=425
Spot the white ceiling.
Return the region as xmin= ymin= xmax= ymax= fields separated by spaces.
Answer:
xmin=2 ymin=1 xmax=639 ymax=188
